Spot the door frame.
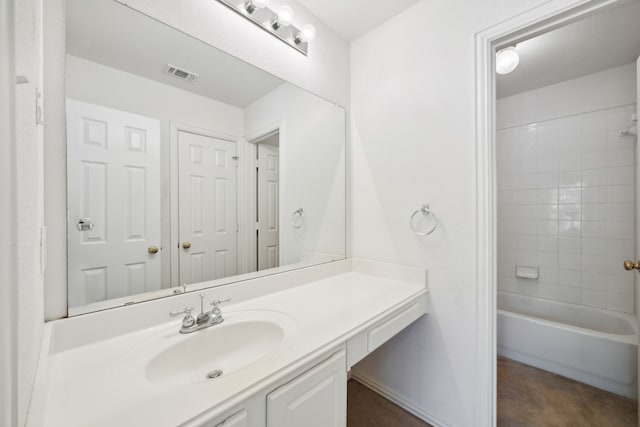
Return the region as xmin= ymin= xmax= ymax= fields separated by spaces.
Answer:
xmin=474 ymin=0 xmax=628 ymax=423
xmin=243 ymin=120 xmax=286 ymax=273
xmin=169 ymin=122 xmax=241 ymax=287
xmin=0 ymin=0 xmax=17 ymax=423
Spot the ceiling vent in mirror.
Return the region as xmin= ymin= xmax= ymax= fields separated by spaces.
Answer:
xmin=164 ymin=64 xmax=199 ymax=82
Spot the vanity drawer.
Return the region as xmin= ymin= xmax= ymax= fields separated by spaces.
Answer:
xmin=347 ymin=297 xmax=426 ymax=369
xmin=205 ymin=409 xmax=249 ymax=427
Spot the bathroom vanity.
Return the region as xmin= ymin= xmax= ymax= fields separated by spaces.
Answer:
xmin=27 ymin=259 xmax=427 ymax=426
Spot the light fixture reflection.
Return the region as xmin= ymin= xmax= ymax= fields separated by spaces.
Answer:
xmin=496 ymin=47 xmax=519 ymax=75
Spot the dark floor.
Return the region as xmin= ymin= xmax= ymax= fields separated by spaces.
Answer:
xmin=498 ymin=356 xmax=638 ymax=426
xmin=347 ymin=379 xmax=433 ymax=427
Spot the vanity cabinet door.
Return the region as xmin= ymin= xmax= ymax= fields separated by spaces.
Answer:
xmin=266 ymin=351 xmax=346 ymax=427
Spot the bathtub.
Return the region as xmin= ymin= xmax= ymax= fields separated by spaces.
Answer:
xmin=497 ymin=291 xmax=638 ymax=398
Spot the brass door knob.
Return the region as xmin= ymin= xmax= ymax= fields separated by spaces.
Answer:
xmin=148 ymin=246 xmax=159 ymax=254
xmin=182 ymin=242 xmax=192 ymax=249
xmin=623 ymin=260 xmax=640 ymax=271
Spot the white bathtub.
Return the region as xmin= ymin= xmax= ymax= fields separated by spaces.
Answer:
xmin=497 ymin=291 xmax=638 ymax=398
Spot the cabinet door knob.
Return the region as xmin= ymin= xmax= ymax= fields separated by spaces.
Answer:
xmin=182 ymin=241 xmax=192 ymax=250
xmin=148 ymin=246 xmax=159 ymax=254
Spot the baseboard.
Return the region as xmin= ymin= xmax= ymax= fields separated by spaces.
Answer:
xmin=350 ymin=372 xmax=451 ymax=427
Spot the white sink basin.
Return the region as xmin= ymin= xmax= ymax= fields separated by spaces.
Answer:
xmin=119 ymin=310 xmax=297 ymax=386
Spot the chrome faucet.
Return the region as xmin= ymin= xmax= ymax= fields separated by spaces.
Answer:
xmin=169 ymin=295 xmax=231 ymax=334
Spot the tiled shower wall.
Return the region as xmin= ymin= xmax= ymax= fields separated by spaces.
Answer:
xmin=497 ymin=104 xmax=636 ymax=313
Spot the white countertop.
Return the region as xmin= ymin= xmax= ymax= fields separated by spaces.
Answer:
xmin=28 ymin=259 xmax=427 ymax=427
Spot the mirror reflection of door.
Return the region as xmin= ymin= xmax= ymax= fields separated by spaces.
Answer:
xmin=177 ymin=131 xmax=238 ymax=285
xmin=66 ymin=100 xmax=162 ymax=306
xmin=256 ymin=133 xmax=280 ymax=271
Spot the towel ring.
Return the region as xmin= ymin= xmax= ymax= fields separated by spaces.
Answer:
xmin=409 ymin=204 xmax=437 ymax=236
xmin=292 ymin=208 xmax=304 ymax=229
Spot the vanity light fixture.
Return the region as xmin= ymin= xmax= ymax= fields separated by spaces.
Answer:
xmin=496 ymin=46 xmax=519 ymax=75
xmin=216 ymin=0 xmax=315 ymax=55
xmin=244 ymin=0 xmax=269 ymax=14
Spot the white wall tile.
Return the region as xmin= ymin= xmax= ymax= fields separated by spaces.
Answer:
xmin=558 ymin=252 xmax=581 ymax=270
xmin=582 ymin=289 xmax=607 ymax=309
xmin=537 ymin=237 xmax=558 ymax=252
xmin=582 ymin=203 xmax=607 ymax=221
xmin=558 ymin=204 xmax=581 ymax=221
xmin=537 ymin=189 xmax=558 ymax=204
xmin=582 ymin=151 xmax=607 ymax=169
xmin=559 ymin=170 xmax=582 ymax=187
xmin=582 ymin=220 xmax=607 ymax=238
xmin=582 ymin=168 xmax=607 ymax=187
xmin=558 ymin=269 xmax=581 ymax=287
xmin=558 ymin=220 xmax=581 ymax=237
xmin=498 ymin=101 xmax=636 ymax=314
xmin=607 ymin=203 xmax=634 ymax=222
xmin=582 ymin=132 xmax=608 ymax=152
xmin=559 ymin=188 xmax=581 ymax=204
xmin=606 ymin=293 xmax=634 ymax=313
xmin=557 ymin=285 xmax=581 ymax=304
xmin=582 ymin=186 xmax=607 ymax=204
xmin=537 ymin=205 xmax=558 ymax=220
xmin=607 ymin=166 xmax=634 ymax=185
xmin=608 ymin=185 xmax=634 ymax=203
xmin=558 ymin=237 xmax=580 ymax=254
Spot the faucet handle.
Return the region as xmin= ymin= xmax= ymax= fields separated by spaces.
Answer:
xmin=169 ymin=306 xmax=194 ymax=318
xmin=211 ymin=297 xmax=231 ymax=307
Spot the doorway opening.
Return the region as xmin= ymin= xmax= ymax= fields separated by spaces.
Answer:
xmin=253 ymin=131 xmax=280 ymax=272
xmin=476 ymin=0 xmax=640 ymax=424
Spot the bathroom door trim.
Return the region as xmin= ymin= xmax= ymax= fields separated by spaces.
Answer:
xmin=474 ymin=0 xmax=627 ymax=424
xmin=0 ymin=0 xmax=17 ymax=423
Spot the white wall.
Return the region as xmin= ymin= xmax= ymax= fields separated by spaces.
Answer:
xmin=65 ymin=55 xmax=244 ymax=294
xmin=244 ymin=83 xmax=346 ymax=265
xmin=496 ymin=64 xmax=637 ymax=313
xmin=349 ymin=0 xmax=563 ymax=425
xmin=14 ymin=0 xmax=45 ymax=424
xmin=0 ymin=0 xmax=18 ymax=425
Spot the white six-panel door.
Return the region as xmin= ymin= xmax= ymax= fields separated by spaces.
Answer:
xmin=178 ymin=131 xmax=237 ymax=284
xmin=257 ymin=144 xmax=279 ymax=271
xmin=66 ymin=100 xmax=161 ymax=307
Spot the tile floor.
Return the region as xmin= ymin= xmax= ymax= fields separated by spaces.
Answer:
xmin=498 ymin=356 xmax=637 ymax=426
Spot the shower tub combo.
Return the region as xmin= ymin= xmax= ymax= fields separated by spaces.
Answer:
xmin=497 ymin=291 xmax=638 ymax=398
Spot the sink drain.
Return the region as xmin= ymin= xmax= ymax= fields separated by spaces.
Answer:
xmin=206 ymin=370 xmax=223 ymax=380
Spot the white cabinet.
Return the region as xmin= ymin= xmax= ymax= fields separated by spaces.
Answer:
xmin=266 ymin=351 xmax=347 ymax=427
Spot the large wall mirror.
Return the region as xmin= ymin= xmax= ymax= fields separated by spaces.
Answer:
xmin=64 ymin=0 xmax=346 ymax=315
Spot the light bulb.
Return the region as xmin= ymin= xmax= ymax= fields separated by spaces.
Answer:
xmin=244 ymin=0 xmax=269 ymax=14
xmin=273 ymin=5 xmax=294 ymax=28
xmin=296 ymin=24 xmax=316 ymax=44
xmin=496 ymin=47 xmax=519 ymax=75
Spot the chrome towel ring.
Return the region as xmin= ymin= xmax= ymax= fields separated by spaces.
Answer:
xmin=292 ymin=208 xmax=304 ymax=229
xmin=409 ymin=204 xmax=437 ymax=236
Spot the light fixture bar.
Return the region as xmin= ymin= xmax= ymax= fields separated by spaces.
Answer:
xmin=216 ymin=0 xmax=310 ymax=56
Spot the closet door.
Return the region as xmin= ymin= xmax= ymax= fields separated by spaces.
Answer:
xmin=178 ymin=131 xmax=237 ymax=284
xmin=67 ymin=100 xmax=161 ymax=307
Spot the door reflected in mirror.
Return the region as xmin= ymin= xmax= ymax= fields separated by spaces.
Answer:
xmin=65 ymin=0 xmax=345 ymax=315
